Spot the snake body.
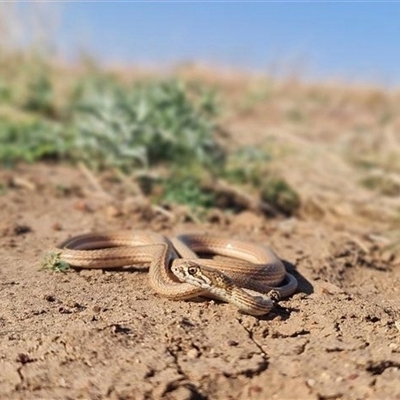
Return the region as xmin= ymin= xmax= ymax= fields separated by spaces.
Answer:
xmin=55 ymin=231 xmax=297 ymax=315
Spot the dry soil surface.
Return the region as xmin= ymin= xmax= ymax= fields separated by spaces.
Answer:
xmin=0 ymin=163 xmax=399 ymax=400
xmin=1 ymin=73 xmax=400 ymax=400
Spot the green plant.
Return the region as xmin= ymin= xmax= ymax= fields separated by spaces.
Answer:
xmin=221 ymin=146 xmax=300 ymax=216
xmin=0 ymin=71 xmax=224 ymax=170
xmin=260 ymin=177 xmax=300 ymax=216
xmin=0 ymin=58 xmax=302 ymax=215
xmin=23 ymin=73 xmax=54 ymax=116
xmin=361 ymin=175 xmax=400 ymax=197
xmin=68 ymin=78 xmax=224 ymax=171
xmin=0 ymin=182 xmax=6 ymax=195
xmin=224 ymin=146 xmax=272 ymax=186
xmin=157 ymin=172 xmax=216 ymax=210
xmin=0 ymin=119 xmax=68 ymax=166
xmin=0 ymin=77 xmax=11 ymax=103
xmin=41 ymin=252 xmax=71 ymax=272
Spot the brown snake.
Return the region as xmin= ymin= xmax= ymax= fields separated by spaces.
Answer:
xmin=54 ymin=231 xmax=297 ymax=316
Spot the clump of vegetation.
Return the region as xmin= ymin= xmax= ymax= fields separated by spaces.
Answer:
xmin=222 ymin=146 xmax=300 ymax=215
xmin=24 ymin=73 xmax=54 ymax=116
xmin=41 ymin=252 xmax=71 ymax=272
xmin=361 ymin=175 xmax=400 ymax=197
xmin=0 ymin=77 xmax=11 ymax=103
xmin=260 ymin=177 xmax=301 ymax=215
xmin=224 ymin=146 xmax=272 ymax=186
xmin=159 ymin=173 xmax=216 ymax=210
xmin=0 ymin=71 xmax=225 ymax=168
xmin=69 ymin=77 xmax=223 ymax=171
xmin=0 ymin=56 xmax=300 ymax=217
xmin=0 ymin=119 xmax=66 ymax=166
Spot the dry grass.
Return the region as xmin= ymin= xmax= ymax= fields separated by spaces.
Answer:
xmin=0 ymin=3 xmax=61 ymax=55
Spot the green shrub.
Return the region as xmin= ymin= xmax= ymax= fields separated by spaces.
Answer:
xmin=160 ymin=173 xmax=216 ymax=210
xmin=0 ymin=120 xmax=67 ymax=165
xmin=224 ymin=146 xmax=272 ymax=186
xmin=361 ymin=175 xmax=400 ymax=197
xmin=260 ymin=177 xmax=300 ymax=215
xmin=0 ymin=73 xmax=224 ymax=172
xmin=68 ymin=78 xmax=224 ymax=171
xmin=0 ymin=78 xmax=11 ymax=103
xmin=0 ymin=62 xmax=301 ymax=215
xmin=23 ymin=74 xmax=54 ymax=116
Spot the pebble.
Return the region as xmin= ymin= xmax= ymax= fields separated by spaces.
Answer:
xmin=187 ymin=348 xmax=199 ymax=359
xmin=306 ymin=379 xmax=315 ymax=388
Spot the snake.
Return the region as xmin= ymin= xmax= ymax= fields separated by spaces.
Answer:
xmin=54 ymin=231 xmax=298 ymax=316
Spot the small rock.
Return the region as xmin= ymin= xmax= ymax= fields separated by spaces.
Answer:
xmin=166 ymin=386 xmax=194 ymax=400
xmin=306 ymin=379 xmax=316 ymax=388
xmin=187 ymin=348 xmax=199 ymax=359
xmin=52 ymin=222 xmax=62 ymax=231
xmin=14 ymin=225 xmax=32 ymax=235
xmin=92 ymin=305 xmax=102 ymax=313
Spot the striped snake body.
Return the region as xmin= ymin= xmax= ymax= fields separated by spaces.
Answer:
xmin=55 ymin=231 xmax=297 ymax=316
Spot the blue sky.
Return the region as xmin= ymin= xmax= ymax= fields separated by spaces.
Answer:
xmin=55 ymin=2 xmax=400 ymax=85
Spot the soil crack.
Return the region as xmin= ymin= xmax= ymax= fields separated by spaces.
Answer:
xmin=15 ymin=353 xmax=36 ymax=390
xmin=165 ymin=345 xmax=207 ymax=400
xmin=366 ymin=360 xmax=400 ymax=375
xmin=236 ymin=318 xmax=269 ymax=377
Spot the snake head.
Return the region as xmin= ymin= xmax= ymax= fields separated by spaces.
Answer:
xmin=171 ymin=260 xmax=232 ymax=290
xmin=171 ymin=260 xmax=203 ymax=283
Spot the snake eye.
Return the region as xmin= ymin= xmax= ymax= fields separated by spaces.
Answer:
xmin=188 ymin=266 xmax=198 ymax=275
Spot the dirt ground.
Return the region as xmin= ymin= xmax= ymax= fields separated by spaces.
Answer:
xmin=1 ymin=75 xmax=400 ymax=400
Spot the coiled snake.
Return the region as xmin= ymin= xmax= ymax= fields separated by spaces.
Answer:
xmin=54 ymin=231 xmax=297 ymax=316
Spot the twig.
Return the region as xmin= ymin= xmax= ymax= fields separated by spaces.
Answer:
xmin=10 ymin=176 xmax=36 ymax=191
xmin=151 ymin=204 xmax=175 ymax=219
xmin=112 ymin=168 xmax=142 ymax=195
xmin=78 ymin=161 xmax=111 ymax=199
